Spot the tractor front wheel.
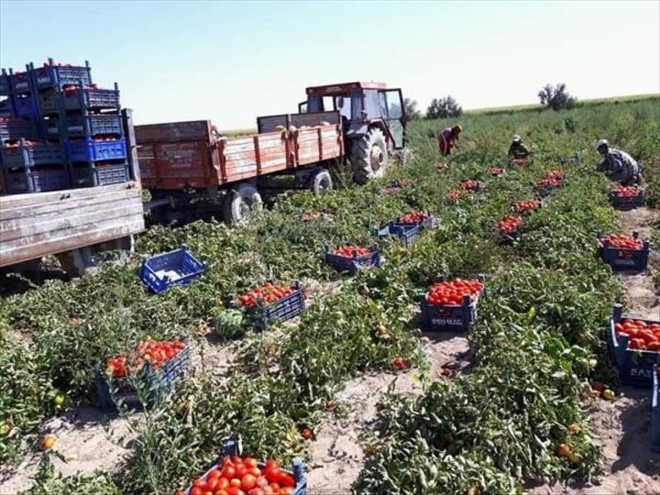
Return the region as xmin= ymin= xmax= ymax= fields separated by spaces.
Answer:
xmin=350 ymin=127 xmax=388 ymax=184
xmin=223 ymin=182 xmax=263 ymax=225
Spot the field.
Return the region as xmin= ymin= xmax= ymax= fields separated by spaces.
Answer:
xmin=1 ymin=97 xmax=659 ymax=495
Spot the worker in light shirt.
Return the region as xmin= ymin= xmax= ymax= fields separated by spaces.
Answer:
xmin=595 ymin=139 xmax=642 ymax=186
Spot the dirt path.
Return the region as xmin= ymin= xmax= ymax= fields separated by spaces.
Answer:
xmin=305 ymin=330 xmax=471 ymax=495
xmin=530 ymin=206 xmax=660 ymax=495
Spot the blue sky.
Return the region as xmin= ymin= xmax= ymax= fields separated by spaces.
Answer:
xmin=1 ymin=1 xmax=658 ymax=129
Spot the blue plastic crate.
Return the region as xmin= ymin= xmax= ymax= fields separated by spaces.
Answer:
xmin=38 ymin=90 xmax=60 ymax=115
xmin=3 ymin=167 xmax=70 ymax=194
xmin=67 ymin=137 xmax=127 ymax=162
xmin=64 ymin=114 xmax=123 ymax=137
xmin=376 ymin=216 xmax=435 ymax=248
xmin=1 ymin=141 xmax=65 ymax=168
xmin=0 ymin=70 xmax=10 ymax=96
xmin=609 ymin=305 xmax=660 ymax=387
xmin=0 ymin=119 xmax=38 ymax=144
xmin=420 ymin=293 xmax=479 ymax=332
xmin=183 ymin=440 xmax=306 ymax=495
xmin=325 ymin=244 xmax=381 ymax=275
xmin=140 ymin=245 xmax=206 ymax=294
xmin=609 ymin=188 xmax=645 ymax=210
xmin=10 ymin=70 xmax=31 ymax=94
xmin=652 ymin=365 xmax=660 ymax=452
xmin=237 ymin=281 xmax=306 ymax=330
xmin=13 ymin=95 xmax=37 ymax=118
xmin=0 ymin=98 xmax=12 ymax=118
xmin=597 ymin=232 xmax=650 ymax=272
xmin=30 ymin=59 xmax=92 ymax=90
xmin=94 ymin=337 xmax=191 ymax=413
xmin=70 ymin=162 xmax=131 ymax=188
xmin=62 ymin=85 xmax=120 ymax=111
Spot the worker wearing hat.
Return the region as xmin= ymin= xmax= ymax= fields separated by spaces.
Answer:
xmin=596 ymin=139 xmax=642 ymax=186
xmin=438 ymin=124 xmax=462 ymax=156
xmin=508 ymin=135 xmax=530 ymax=159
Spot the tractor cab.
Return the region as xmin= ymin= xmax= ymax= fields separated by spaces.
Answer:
xmin=299 ymin=81 xmax=406 ymax=150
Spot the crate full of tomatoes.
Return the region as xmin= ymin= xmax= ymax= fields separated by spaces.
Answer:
xmin=609 ymin=185 xmax=645 ymax=210
xmin=178 ymin=440 xmax=306 ymax=495
xmin=94 ymin=337 xmax=191 ymax=412
xmin=609 ymin=305 xmax=660 ymax=387
xmin=652 ymin=366 xmax=660 ymax=452
xmin=497 ymin=215 xmax=523 ymax=244
xmin=597 ymin=232 xmax=650 ymax=271
xmin=234 ymin=281 xmax=305 ymax=330
xmin=511 ymin=199 xmax=542 ymax=214
xmin=487 ymin=166 xmax=505 ymax=177
xmin=325 ymin=244 xmax=381 ymax=275
xmin=420 ymin=277 xmax=484 ymax=332
xmin=376 ymin=211 xmax=435 ymax=248
xmin=534 ymin=170 xmax=564 ymax=196
xmin=460 ymin=179 xmax=481 ymax=192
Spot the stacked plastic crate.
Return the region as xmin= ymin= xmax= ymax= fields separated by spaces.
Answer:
xmin=0 ymin=66 xmax=67 ymax=194
xmin=0 ymin=58 xmax=132 ymax=195
xmin=30 ymin=59 xmax=131 ymax=188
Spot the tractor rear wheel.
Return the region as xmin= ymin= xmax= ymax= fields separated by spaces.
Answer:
xmin=223 ymin=183 xmax=263 ymax=225
xmin=350 ymin=127 xmax=388 ymax=184
xmin=308 ymin=169 xmax=333 ymax=197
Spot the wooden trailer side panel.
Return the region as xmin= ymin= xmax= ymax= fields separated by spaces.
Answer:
xmin=0 ymin=183 xmax=145 ymax=267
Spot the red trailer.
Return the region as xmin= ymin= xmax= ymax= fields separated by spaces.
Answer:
xmin=136 ymin=111 xmax=342 ymax=224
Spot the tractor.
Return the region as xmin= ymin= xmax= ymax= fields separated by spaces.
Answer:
xmin=298 ymin=81 xmax=407 ymax=183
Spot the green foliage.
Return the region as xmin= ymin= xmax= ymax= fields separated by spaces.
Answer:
xmin=538 ymin=83 xmax=578 ymax=111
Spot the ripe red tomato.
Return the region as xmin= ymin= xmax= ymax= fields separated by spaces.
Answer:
xmin=223 ymin=466 xmax=236 ymax=480
xmin=241 ymin=474 xmax=257 ymax=491
xmin=191 ymin=488 xmax=203 ymax=495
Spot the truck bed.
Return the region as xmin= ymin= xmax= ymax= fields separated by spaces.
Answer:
xmin=135 ymin=111 xmax=343 ymax=190
xmin=0 ymin=182 xmax=145 ymax=267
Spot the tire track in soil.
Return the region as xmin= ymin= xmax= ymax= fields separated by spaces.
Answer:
xmin=530 ymin=207 xmax=660 ymax=495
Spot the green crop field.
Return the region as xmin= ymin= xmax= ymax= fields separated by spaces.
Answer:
xmin=1 ymin=98 xmax=658 ymax=495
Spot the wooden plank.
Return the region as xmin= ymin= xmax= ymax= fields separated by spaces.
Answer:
xmin=0 ymin=201 xmax=144 ymax=242
xmin=0 ymin=187 xmax=141 ymax=222
xmin=135 ymin=120 xmax=211 ymax=143
xmin=0 ymin=182 xmax=139 ymax=211
xmin=0 ymin=216 xmax=144 ymax=267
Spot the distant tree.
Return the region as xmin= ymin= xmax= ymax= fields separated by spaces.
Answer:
xmin=426 ymin=96 xmax=463 ymax=119
xmin=538 ymin=83 xmax=577 ymax=111
xmin=403 ymin=98 xmax=421 ymax=121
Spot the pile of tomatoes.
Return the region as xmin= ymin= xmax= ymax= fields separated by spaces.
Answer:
xmin=614 ymin=319 xmax=660 ymax=351
xmin=238 ymin=283 xmax=297 ymax=308
xmin=487 ymin=167 xmax=504 ymax=176
xmin=497 ymin=215 xmax=523 ymax=234
xmin=461 ymin=180 xmax=480 ymax=191
xmin=331 ymin=245 xmax=371 ymax=258
xmin=425 ymin=279 xmax=484 ymax=306
xmin=445 ymin=189 xmax=465 ymax=202
xmin=611 ymin=185 xmax=641 ymax=198
xmin=599 ymin=234 xmax=643 ymax=250
xmin=106 ymin=339 xmax=186 ymax=379
xmin=397 ymin=211 xmax=430 ymax=225
xmin=536 ymin=178 xmax=563 ymax=188
xmin=513 ymin=200 xmax=541 ymax=212
xmin=545 ymin=170 xmax=564 ymax=180
xmin=176 ymin=455 xmax=297 ymax=495
xmin=3 ymin=140 xmax=41 ymax=148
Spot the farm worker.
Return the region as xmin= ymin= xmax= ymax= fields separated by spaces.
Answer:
xmin=438 ymin=124 xmax=462 ymax=156
xmin=508 ymin=135 xmax=530 ymax=159
xmin=596 ymin=139 xmax=642 ymax=186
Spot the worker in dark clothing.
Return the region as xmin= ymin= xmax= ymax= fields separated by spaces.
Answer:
xmin=508 ymin=135 xmax=530 ymax=159
xmin=596 ymin=139 xmax=642 ymax=186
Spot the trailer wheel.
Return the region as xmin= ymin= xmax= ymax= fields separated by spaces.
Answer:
xmin=350 ymin=127 xmax=388 ymax=184
xmin=57 ymin=236 xmax=134 ymax=277
xmin=223 ymin=183 xmax=263 ymax=225
xmin=309 ymin=169 xmax=333 ymax=197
